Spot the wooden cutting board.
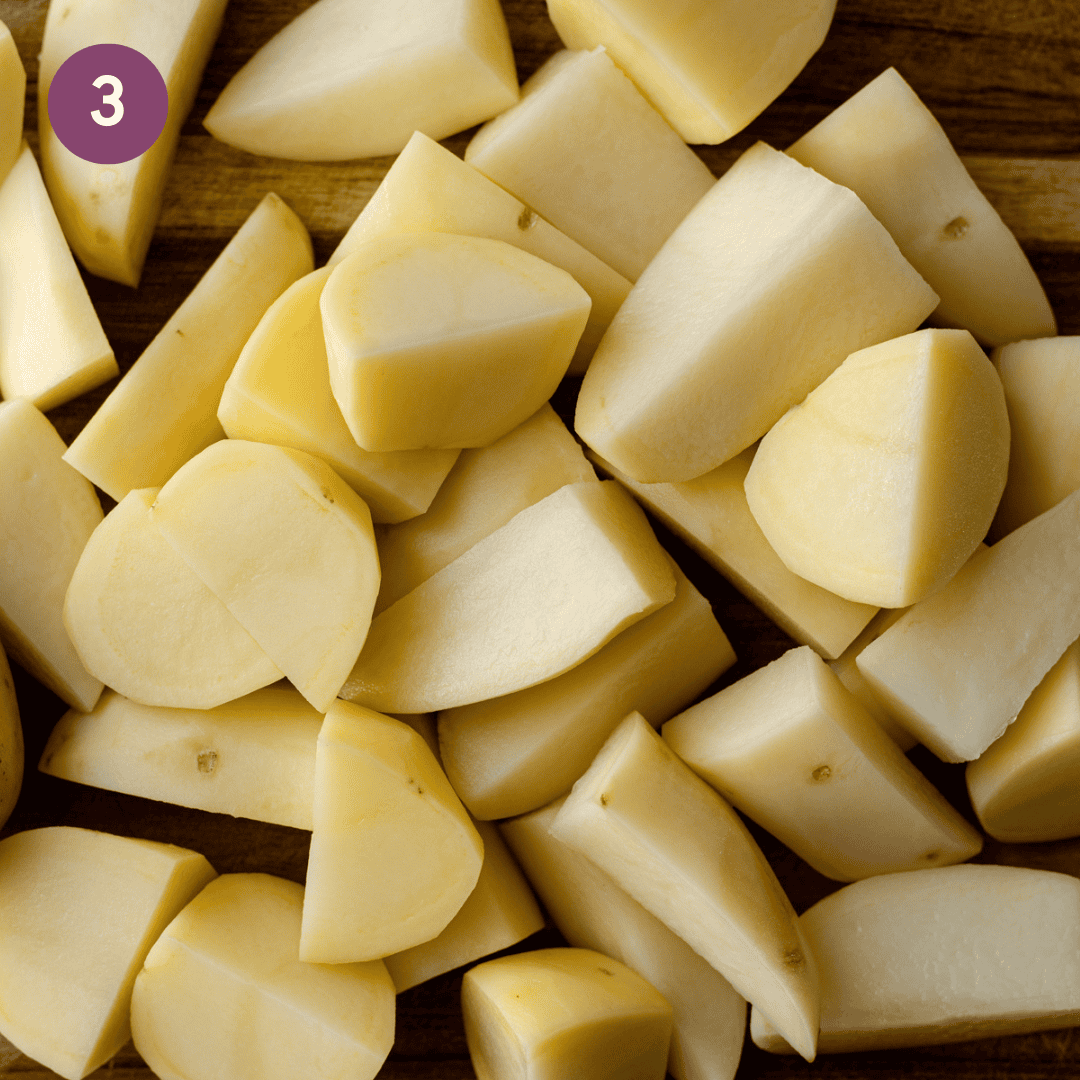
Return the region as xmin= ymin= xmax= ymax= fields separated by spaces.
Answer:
xmin=0 ymin=0 xmax=1078 ymax=1076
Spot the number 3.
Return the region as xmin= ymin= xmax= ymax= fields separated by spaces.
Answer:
xmin=91 ymin=74 xmax=124 ymax=127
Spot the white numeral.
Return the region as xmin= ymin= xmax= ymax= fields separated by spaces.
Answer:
xmin=91 ymin=74 xmax=124 ymax=127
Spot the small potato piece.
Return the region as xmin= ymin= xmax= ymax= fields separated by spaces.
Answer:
xmin=462 ymin=947 xmax=673 ymax=1080
xmin=0 ymin=642 xmax=22 ymax=830
xmin=0 ymin=20 xmax=24 ymax=185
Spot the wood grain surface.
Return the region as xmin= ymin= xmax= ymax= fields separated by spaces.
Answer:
xmin=1 ymin=0 xmax=1079 ymax=1077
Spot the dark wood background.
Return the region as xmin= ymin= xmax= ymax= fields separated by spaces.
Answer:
xmin=1 ymin=0 xmax=1079 ymax=1076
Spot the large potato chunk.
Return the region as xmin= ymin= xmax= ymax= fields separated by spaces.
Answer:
xmin=132 ymin=874 xmax=395 ymax=1080
xmin=575 ymin=142 xmax=938 ymax=483
xmin=203 ymin=0 xmax=518 ymax=160
xmin=342 ymin=480 xmax=675 ymax=714
xmin=0 ymin=827 xmax=216 ymax=1080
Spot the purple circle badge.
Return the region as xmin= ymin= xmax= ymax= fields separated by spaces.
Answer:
xmin=48 ymin=44 xmax=169 ymax=165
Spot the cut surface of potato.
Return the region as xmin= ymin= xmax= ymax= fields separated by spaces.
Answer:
xmin=64 ymin=193 xmax=314 ymax=503
xmin=466 ymin=46 xmax=715 ymax=282
xmin=329 ymin=132 xmax=631 ymax=374
xmin=150 ymin=441 xmax=379 ymax=712
xmin=0 ymin=20 xmax=24 ymax=185
xmin=751 ymin=865 xmax=1080 ymax=1053
xmin=321 ymin=233 xmax=590 ymax=452
xmin=0 ymin=399 xmax=103 ymax=712
xmin=203 ymin=0 xmax=518 ymax=160
xmin=551 ymin=712 xmax=820 ymax=1061
xmin=744 ymin=328 xmax=1010 ymax=607
xmin=301 ymin=702 xmax=484 ymax=963
xmin=575 ymin=141 xmax=938 ymax=483
xmin=0 ymin=642 xmax=22 ymax=830
xmin=64 ymin=489 xmax=282 ymax=711
xmin=546 ymin=0 xmax=835 ymax=143
xmin=40 ymin=687 xmax=322 ymax=831
xmin=502 ymin=799 xmax=747 ymax=1080
xmin=38 ymin=0 xmax=228 ymax=286
xmin=439 ymin=561 xmax=734 ymax=820
xmin=0 ymin=145 xmax=116 ymax=411
xmin=663 ymin=646 xmax=982 ymax=881
xmin=787 ymin=68 xmax=1055 ymax=347
xmin=462 ymin=947 xmax=673 ymax=1080
xmin=132 ymin=874 xmax=395 ymax=1080
xmin=343 ymin=480 xmax=676 ymax=714
xmin=0 ymin=827 xmax=216 ymax=1080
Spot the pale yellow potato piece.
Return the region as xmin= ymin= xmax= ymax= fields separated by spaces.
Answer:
xmin=375 ymin=404 xmax=596 ymax=613
xmin=38 ymin=0 xmax=228 ymax=286
xmin=329 ymin=132 xmax=631 ymax=375
xmin=591 ymin=448 xmax=877 ymax=659
xmin=322 ymin=233 xmax=590 ymax=452
xmin=64 ymin=193 xmax=314 ymax=502
xmin=744 ymin=328 xmax=1010 ymax=607
xmin=0 ymin=145 xmax=116 ymax=411
xmin=132 ymin=874 xmax=394 ymax=1080
xmin=858 ymin=490 xmax=1080 ymax=762
xmin=462 ymin=947 xmax=673 ymax=1080
xmin=438 ymin=561 xmax=734 ymax=820
xmin=991 ymin=336 xmax=1080 ymax=537
xmin=218 ymin=266 xmax=457 ymax=523
xmin=664 ymin=646 xmax=982 ymax=882
xmin=576 ymin=142 xmax=938 ymax=483
xmin=40 ymin=687 xmax=322 ymax=831
xmin=966 ymin=640 xmax=1080 ymax=843
xmin=787 ymin=68 xmax=1055 ymax=346
xmin=547 ymin=0 xmax=835 ymax=144
xmin=150 ymin=440 xmax=379 ymax=712
xmin=300 ymin=701 xmax=484 ymax=963
xmin=0 ymin=827 xmax=216 ymax=1080
xmin=384 ymin=821 xmax=544 ymax=993
xmin=342 ymin=480 xmax=676 ymax=714
xmin=64 ymin=489 xmax=282 ymax=710
xmin=203 ymin=0 xmax=517 ymax=160
xmin=751 ymin=865 xmax=1080 ymax=1053
xmin=0 ymin=21 xmax=24 ymax=185
xmin=502 ymin=799 xmax=747 ymax=1080
xmin=0 ymin=399 xmax=103 ymax=712
xmin=466 ymin=47 xmax=715 ymax=283
xmin=0 ymin=642 xmax=22 ymax=830
xmin=551 ymin=712 xmax=820 ymax=1061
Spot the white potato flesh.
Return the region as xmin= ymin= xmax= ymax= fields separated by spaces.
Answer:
xmin=744 ymin=328 xmax=1010 ymax=607
xmin=374 ymin=404 xmax=596 ymax=613
xmin=787 ymin=68 xmax=1056 ymax=346
xmin=218 ymin=266 xmax=458 ymax=523
xmin=0 ymin=20 xmax=24 ymax=185
xmin=203 ymin=0 xmax=518 ymax=160
xmin=462 ymin=947 xmax=673 ymax=1080
xmin=0 ymin=827 xmax=215 ymax=1080
xmin=438 ymin=561 xmax=734 ymax=820
xmin=383 ymin=821 xmax=544 ymax=993
xmin=663 ymin=646 xmax=982 ymax=882
xmin=551 ymin=712 xmax=820 ymax=1062
xmin=0 ymin=399 xmax=103 ymax=712
xmin=466 ymin=47 xmax=715 ymax=283
xmin=38 ymin=0 xmax=228 ymax=286
xmin=300 ymin=702 xmax=484 ymax=963
xmin=149 ymin=440 xmax=379 ymax=712
xmin=0 ymin=642 xmax=22 ymax=830
xmin=39 ymin=687 xmax=322 ymax=830
xmin=751 ymin=865 xmax=1080 ymax=1053
xmin=575 ymin=141 xmax=938 ymax=484
xmin=321 ymin=233 xmax=590 ymax=452
xmin=547 ymin=0 xmax=835 ymax=144
xmin=342 ymin=480 xmax=676 ymax=714
xmin=857 ymin=489 xmax=1080 ymax=761
xmin=502 ymin=799 xmax=747 ymax=1080
xmin=0 ymin=145 xmax=116 ymax=411
xmin=63 ymin=489 xmax=282 ymax=710
xmin=64 ymin=193 xmax=314 ymax=502
xmin=132 ymin=874 xmax=394 ymax=1080
xmin=329 ymin=132 xmax=631 ymax=375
